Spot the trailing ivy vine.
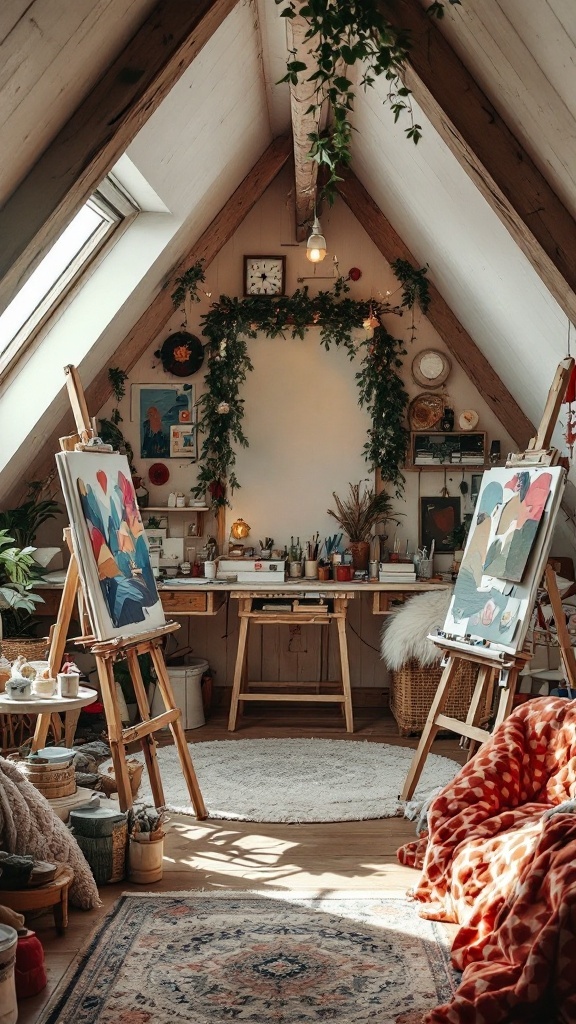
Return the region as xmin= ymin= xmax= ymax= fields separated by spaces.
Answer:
xmin=172 ymin=259 xmax=429 ymax=506
xmin=98 ymin=367 xmax=135 ymax=470
xmin=277 ymin=0 xmax=461 ymax=204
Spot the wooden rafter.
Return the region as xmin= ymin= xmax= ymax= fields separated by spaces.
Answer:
xmin=8 ymin=135 xmax=292 ymax=503
xmin=0 ymin=0 xmax=239 ymax=315
xmin=337 ymin=170 xmax=535 ymax=449
xmin=287 ymin=15 xmax=320 ymax=241
xmin=380 ymin=0 xmax=576 ymax=324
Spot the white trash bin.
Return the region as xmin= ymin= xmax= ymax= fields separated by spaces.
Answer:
xmin=151 ymin=659 xmax=209 ymax=729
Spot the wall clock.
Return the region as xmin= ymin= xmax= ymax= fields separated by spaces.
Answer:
xmin=411 ymin=349 xmax=451 ymax=389
xmin=243 ymin=256 xmax=286 ymax=296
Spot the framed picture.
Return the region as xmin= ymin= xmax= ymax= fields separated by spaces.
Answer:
xmin=170 ymin=424 xmax=197 ymax=459
xmin=130 ymin=383 xmax=195 ymax=459
xmin=420 ymin=497 xmax=461 ymax=554
xmin=470 ymin=473 xmax=484 ymax=508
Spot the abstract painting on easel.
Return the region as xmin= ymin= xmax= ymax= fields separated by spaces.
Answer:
xmin=443 ymin=466 xmax=565 ymax=655
xmin=56 ymin=451 xmax=166 ymax=640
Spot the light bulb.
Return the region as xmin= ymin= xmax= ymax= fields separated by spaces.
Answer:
xmin=306 ymin=216 xmax=327 ymax=263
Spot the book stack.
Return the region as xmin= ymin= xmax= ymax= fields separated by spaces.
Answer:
xmin=379 ymin=562 xmax=417 ymax=584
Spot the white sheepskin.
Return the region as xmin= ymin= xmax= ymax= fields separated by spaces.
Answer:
xmin=380 ymin=587 xmax=454 ymax=669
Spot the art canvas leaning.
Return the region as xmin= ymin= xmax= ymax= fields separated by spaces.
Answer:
xmin=442 ymin=466 xmax=565 ymax=655
xmin=56 ymin=451 xmax=166 ymax=641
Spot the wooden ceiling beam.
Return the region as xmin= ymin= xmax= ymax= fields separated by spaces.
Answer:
xmin=337 ymin=170 xmax=535 ymax=449
xmin=12 ymin=135 xmax=292 ymax=502
xmin=287 ymin=15 xmax=320 ymax=242
xmin=379 ymin=0 xmax=576 ymax=325
xmin=0 ymin=0 xmax=239 ymax=315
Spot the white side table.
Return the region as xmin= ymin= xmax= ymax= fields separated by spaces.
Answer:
xmin=0 ymin=686 xmax=98 ymax=752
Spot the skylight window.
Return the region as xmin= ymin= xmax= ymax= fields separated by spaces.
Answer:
xmin=0 ymin=176 xmax=138 ymax=377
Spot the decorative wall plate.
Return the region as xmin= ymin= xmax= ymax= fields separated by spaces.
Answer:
xmin=148 ymin=463 xmax=170 ymax=486
xmin=408 ymin=393 xmax=445 ymax=430
xmin=155 ymin=332 xmax=204 ymax=377
xmin=411 ymin=349 xmax=451 ymax=389
xmin=459 ymin=410 xmax=479 ymax=430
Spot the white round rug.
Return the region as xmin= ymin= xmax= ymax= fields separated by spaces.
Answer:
xmin=116 ymin=739 xmax=460 ymax=823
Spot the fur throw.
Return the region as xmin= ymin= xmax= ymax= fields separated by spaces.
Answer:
xmin=0 ymin=756 xmax=100 ymax=909
xmin=380 ymin=587 xmax=454 ymax=669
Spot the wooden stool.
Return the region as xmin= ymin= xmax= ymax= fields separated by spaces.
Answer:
xmin=0 ymin=864 xmax=74 ymax=935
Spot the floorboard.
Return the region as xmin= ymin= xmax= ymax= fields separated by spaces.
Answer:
xmin=16 ymin=707 xmax=466 ymax=1023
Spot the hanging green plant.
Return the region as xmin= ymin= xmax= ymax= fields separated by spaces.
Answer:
xmin=277 ymin=0 xmax=461 ymax=204
xmin=390 ymin=258 xmax=431 ymax=343
xmin=98 ymin=367 xmax=135 ymax=471
xmin=186 ymin=260 xmax=431 ymax=506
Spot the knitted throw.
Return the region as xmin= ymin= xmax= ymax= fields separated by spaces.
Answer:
xmin=0 ymin=756 xmax=100 ymax=909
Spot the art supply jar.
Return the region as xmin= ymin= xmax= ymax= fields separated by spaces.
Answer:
xmin=58 ymin=672 xmax=80 ymax=698
xmin=33 ymin=675 xmax=56 ymax=697
xmin=204 ymin=560 xmax=217 ymax=580
xmin=369 ymin=560 xmax=379 ymax=580
xmin=289 ymin=561 xmax=303 ymax=578
xmin=304 ymin=560 xmax=318 ymax=579
xmin=317 ymin=565 xmax=330 ymax=581
xmin=419 ymin=559 xmax=434 ymax=579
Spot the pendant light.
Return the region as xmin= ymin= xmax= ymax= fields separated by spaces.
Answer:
xmin=306 ymin=208 xmax=327 ymax=263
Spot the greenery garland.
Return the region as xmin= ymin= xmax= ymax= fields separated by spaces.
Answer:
xmin=277 ymin=0 xmax=461 ymax=204
xmin=171 ymin=260 xmax=430 ymax=507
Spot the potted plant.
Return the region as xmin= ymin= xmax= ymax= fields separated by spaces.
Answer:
xmin=127 ymin=805 xmax=167 ymax=884
xmin=0 ymin=485 xmax=61 ymax=652
xmin=327 ymin=481 xmax=403 ymax=570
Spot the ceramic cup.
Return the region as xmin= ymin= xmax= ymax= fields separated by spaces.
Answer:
xmin=204 ymin=560 xmax=217 ymax=580
xmin=304 ymin=560 xmax=318 ymax=579
xmin=58 ymin=673 xmax=80 ymax=698
xmin=336 ymin=565 xmax=354 ymax=582
xmin=289 ymin=561 xmax=303 ymax=578
xmin=317 ymin=566 xmax=330 ymax=581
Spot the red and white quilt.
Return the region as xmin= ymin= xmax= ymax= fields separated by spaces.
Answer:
xmin=398 ymin=696 xmax=576 ymax=1023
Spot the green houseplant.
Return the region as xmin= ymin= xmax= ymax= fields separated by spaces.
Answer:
xmin=0 ymin=484 xmax=60 ymax=644
xmin=327 ymin=481 xmax=403 ymax=570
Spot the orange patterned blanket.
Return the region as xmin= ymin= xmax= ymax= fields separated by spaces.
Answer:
xmin=398 ymin=696 xmax=576 ymax=1024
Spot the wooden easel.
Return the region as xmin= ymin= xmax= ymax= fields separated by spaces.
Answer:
xmin=401 ymin=357 xmax=574 ymax=802
xmin=47 ymin=365 xmax=207 ymax=817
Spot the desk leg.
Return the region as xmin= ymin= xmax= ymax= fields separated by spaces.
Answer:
xmin=335 ymin=599 xmax=354 ymax=733
xmin=228 ymin=603 xmax=250 ymax=731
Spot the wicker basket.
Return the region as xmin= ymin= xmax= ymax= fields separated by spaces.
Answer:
xmin=0 ymin=637 xmax=49 ymax=662
xmin=390 ymin=658 xmax=487 ymax=736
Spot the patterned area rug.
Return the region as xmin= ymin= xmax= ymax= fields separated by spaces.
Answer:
xmin=112 ymin=738 xmax=460 ymax=822
xmin=41 ymin=891 xmax=458 ymax=1024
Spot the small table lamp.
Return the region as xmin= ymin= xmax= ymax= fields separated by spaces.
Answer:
xmin=229 ymin=518 xmax=251 ymax=557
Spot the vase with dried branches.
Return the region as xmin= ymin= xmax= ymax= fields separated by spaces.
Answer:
xmin=327 ymin=481 xmax=403 ymax=570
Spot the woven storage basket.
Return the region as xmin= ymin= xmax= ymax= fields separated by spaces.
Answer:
xmin=0 ymin=637 xmax=49 ymax=661
xmin=390 ymin=658 xmax=484 ymax=736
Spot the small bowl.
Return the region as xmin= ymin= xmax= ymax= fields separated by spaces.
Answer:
xmin=164 ymin=566 xmax=178 ymax=578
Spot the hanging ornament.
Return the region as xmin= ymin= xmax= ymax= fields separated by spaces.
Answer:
xmin=362 ymin=305 xmax=379 ymax=332
xmin=217 ymin=401 xmax=230 ymax=415
xmin=348 ymin=267 xmax=362 ymax=282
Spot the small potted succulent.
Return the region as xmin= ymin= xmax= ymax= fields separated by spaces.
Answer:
xmin=127 ymin=805 xmax=167 ymax=884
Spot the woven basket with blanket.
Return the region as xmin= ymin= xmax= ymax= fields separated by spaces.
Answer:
xmin=380 ymin=588 xmax=486 ymax=735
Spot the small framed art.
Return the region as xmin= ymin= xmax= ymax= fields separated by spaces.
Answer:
xmin=170 ymin=425 xmax=197 ymax=459
xmin=420 ymin=497 xmax=461 ymax=554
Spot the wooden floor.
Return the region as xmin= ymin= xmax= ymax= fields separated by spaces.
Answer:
xmin=18 ymin=706 xmax=466 ymax=1023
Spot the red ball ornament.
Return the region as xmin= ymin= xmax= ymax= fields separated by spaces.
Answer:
xmin=348 ymin=267 xmax=362 ymax=282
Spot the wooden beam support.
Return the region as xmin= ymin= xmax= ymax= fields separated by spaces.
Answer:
xmin=0 ymin=0 xmax=239 ymax=315
xmin=8 ymin=135 xmax=292 ymax=503
xmin=380 ymin=0 xmax=576 ymax=325
xmin=287 ymin=15 xmax=320 ymax=241
xmin=337 ymin=169 xmax=535 ymax=448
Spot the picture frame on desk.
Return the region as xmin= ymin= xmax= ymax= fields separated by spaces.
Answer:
xmin=420 ymin=496 xmax=461 ymax=554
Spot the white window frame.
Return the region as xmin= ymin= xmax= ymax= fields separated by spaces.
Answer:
xmin=0 ymin=175 xmax=139 ymax=381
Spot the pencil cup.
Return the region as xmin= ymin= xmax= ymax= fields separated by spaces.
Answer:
xmin=419 ymin=559 xmax=433 ymax=579
xmin=369 ymin=561 xmax=379 ymax=580
xmin=289 ymin=561 xmax=303 ymax=578
xmin=317 ymin=566 xmax=330 ymax=581
xmin=305 ymin=560 xmax=318 ymax=579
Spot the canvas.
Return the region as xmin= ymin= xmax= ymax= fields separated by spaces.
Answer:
xmin=170 ymin=423 xmax=197 ymax=458
xmin=130 ymin=383 xmax=194 ymax=458
xmin=442 ymin=466 xmax=565 ymax=654
xmin=56 ymin=451 xmax=166 ymax=640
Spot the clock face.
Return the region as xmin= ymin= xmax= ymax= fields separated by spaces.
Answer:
xmin=244 ymin=256 xmax=286 ymax=296
xmin=411 ymin=349 xmax=451 ymax=389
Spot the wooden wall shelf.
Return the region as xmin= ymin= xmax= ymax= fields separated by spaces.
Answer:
xmin=407 ymin=430 xmax=487 ymax=470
